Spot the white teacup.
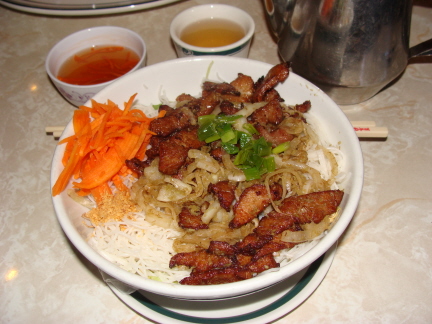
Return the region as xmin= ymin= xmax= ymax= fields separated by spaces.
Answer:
xmin=170 ymin=4 xmax=255 ymax=58
xmin=46 ymin=26 xmax=146 ymax=107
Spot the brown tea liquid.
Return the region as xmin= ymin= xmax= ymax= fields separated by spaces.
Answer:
xmin=180 ymin=18 xmax=245 ymax=48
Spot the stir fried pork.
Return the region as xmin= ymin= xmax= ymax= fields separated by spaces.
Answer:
xmin=219 ymin=100 xmax=242 ymax=115
xmin=208 ymin=181 xmax=237 ymax=212
xmin=230 ymin=183 xmax=283 ymax=229
xmin=254 ymin=124 xmax=295 ymax=147
xmin=251 ymin=62 xmax=290 ymax=102
xmin=178 ymin=204 xmax=209 ymax=230
xmin=230 ymin=73 xmax=255 ymax=101
xmin=157 ymin=127 xmax=202 ymax=175
xmin=149 ymin=105 xmax=194 ymax=137
xmin=247 ymin=99 xmax=284 ymax=125
xmin=255 ymin=190 xmax=344 ymax=236
xmin=128 ymin=62 xmax=344 ymax=285
xmin=169 ymin=190 xmax=343 ymax=285
xmin=144 ymin=62 xmax=292 ymax=175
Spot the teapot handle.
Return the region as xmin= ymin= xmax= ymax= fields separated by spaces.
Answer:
xmin=409 ymin=38 xmax=432 ymax=58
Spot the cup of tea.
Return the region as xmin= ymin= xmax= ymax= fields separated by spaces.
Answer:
xmin=46 ymin=26 xmax=146 ymax=107
xmin=170 ymin=4 xmax=255 ymax=58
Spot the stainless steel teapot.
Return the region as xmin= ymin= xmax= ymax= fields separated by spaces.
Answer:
xmin=264 ymin=0 xmax=432 ymax=104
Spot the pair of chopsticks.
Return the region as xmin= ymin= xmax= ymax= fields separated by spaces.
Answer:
xmin=45 ymin=126 xmax=65 ymax=139
xmin=350 ymin=121 xmax=388 ymax=139
xmin=45 ymin=121 xmax=388 ymax=139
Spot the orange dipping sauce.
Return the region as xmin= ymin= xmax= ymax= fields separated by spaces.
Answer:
xmin=57 ymin=45 xmax=140 ymax=86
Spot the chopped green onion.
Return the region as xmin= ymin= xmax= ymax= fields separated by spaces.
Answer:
xmin=250 ymin=154 xmax=263 ymax=168
xmin=205 ymin=134 xmax=221 ymax=143
xmin=198 ymin=115 xmax=216 ymax=141
xmin=222 ymin=143 xmax=239 ymax=155
xmin=221 ymin=129 xmax=236 ymax=143
xmin=272 ymin=141 xmax=291 ymax=154
xmin=238 ymin=131 xmax=252 ymax=148
xmin=262 ymin=156 xmax=276 ymax=173
xmin=225 ymin=131 xmax=239 ymax=145
xmin=233 ymin=148 xmax=250 ymax=165
xmin=233 ymin=135 xmax=274 ymax=179
xmin=198 ymin=125 xmax=217 ymax=141
xmin=217 ymin=123 xmax=234 ymax=143
xmin=243 ymin=167 xmax=261 ymax=181
xmin=198 ymin=114 xmax=216 ymax=126
xmin=242 ymin=123 xmax=258 ymax=135
xmin=152 ymin=104 xmax=161 ymax=110
xmin=216 ymin=114 xmax=243 ymax=124
xmin=254 ymin=137 xmax=272 ymax=157
xmin=197 ymin=113 xmax=276 ymax=180
xmin=198 ymin=114 xmax=242 ymax=143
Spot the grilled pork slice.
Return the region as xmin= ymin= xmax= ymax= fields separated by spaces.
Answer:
xmin=255 ymin=190 xmax=344 ymax=236
xmin=230 ymin=73 xmax=255 ymax=102
xmin=252 ymin=62 xmax=290 ymax=103
xmin=169 ymin=249 xmax=234 ymax=273
xmin=247 ymin=99 xmax=284 ymax=125
xmin=170 ymin=239 xmax=283 ymax=285
xmin=208 ymin=181 xmax=238 ymax=212
xmin=230 ymin=183 xmax=283 ymax=229
xmin=149 ymin=106 xmax=195 ymax=137
xmin=158 ymin=140 xmax=189 ymax=175
xmin=157 ymin=126 xmax=205 ymax=175
xmin=254 ymin=124 xmax=295 ymax=147
xmin=178 ymin=205 xmax=209 ymax=230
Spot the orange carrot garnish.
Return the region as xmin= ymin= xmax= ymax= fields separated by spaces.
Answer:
xmin=51 ymin=93 xmax=161 ymax=203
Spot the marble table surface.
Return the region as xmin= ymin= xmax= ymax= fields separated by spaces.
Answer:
xmin=1 ymin=0 xmax=431 ymax=323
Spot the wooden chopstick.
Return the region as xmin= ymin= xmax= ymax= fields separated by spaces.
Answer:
xmin=45 ymin=126 xmax=65 ymax=138
xmin=350 ymin=121 xmax=388 ymax=139
xmin=45 ymin=121 xmax=388 ymax=140
xmin=350 ymin=121 xmax=376 ymax=127
xmin=45 ymin=126 xmax=65 ymax=133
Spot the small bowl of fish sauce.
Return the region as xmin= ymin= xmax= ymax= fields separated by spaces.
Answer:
xmin=46 ymin=26 xmax=146 ymax=106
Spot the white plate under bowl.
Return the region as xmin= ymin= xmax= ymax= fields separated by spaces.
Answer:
xmin=108 ymin=243 xmax=337 ymax=323
xmin=51 ymin=56 xmax=363 ymax=300
xmin=0 ymin=0 xmax=182 ymax=16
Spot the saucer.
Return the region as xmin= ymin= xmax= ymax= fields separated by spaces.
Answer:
xmin=0 ymin=0 xmax=182 ymax=16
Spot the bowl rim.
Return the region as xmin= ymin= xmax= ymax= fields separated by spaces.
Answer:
xmin=51 ymin=56 xmax=363 ymax=300
xmin=45 ymin=25 xmax=147 ymax=89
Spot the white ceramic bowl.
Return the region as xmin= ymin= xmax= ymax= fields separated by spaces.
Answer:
xmin=51 ymin=56 xmax=363 ymax=300
xmin=170 ymin=4 xmax=255 ymax=58
xmin=46 ymin=26 xmax=146 ymax=107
